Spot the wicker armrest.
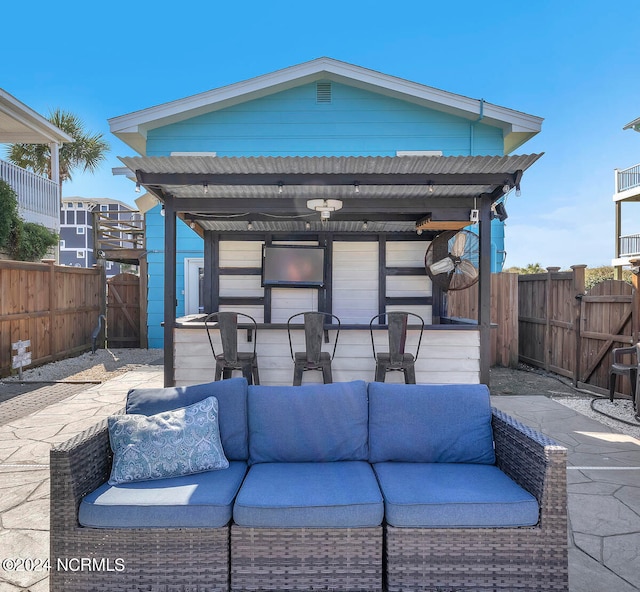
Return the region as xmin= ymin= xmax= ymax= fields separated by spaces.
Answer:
xmin=491 ymin=407 xmax=567 ymax=528
xmin=50 ymin=419 xmax=113 ymax=531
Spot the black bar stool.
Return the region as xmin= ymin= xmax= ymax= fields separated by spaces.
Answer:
xmin=204 ymin=311 xmax=260 ymax=385
xmin=369 ymin=311 xmax=424 ymax=384
xmin=287 ymin=311 xmax=340 ymax=385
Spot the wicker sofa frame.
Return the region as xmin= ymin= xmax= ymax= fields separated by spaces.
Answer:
xmin=50 ymin=405 xmax=567 ymax=592
xmin=383 ymin=409 xmax=568 ymax=592
xmin=50 ymin=419 xmax=229 ymax=592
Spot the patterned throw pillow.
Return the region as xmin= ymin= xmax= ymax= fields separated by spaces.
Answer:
xmin=108 ymin=396 xmax=229 ymax=485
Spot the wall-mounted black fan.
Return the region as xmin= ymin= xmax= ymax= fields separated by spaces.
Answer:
xmin=424 ymin=230 xmax=480 ymax=292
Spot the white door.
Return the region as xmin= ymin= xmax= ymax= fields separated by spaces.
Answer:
xmin=184 ymin=258 xmax=204 ymax=315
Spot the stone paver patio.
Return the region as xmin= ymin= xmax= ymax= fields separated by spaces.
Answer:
xmin=0 ymin=367 xmax=163 ymax=591
xmin=0 ymin=367 xmax=639 ymax=591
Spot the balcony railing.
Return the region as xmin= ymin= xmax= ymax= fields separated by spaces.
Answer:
xmin=617 ymin=163 xmax=640 ymax=193
xmin=93 ymin=209 xmax=145 ymax=264
xmin=0 ymin=158 xmax=59 ymax=230
xmin=618 ymin=233 xmax=640 ymax=258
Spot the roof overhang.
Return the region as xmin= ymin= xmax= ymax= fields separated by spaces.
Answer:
xmin=109 ymin=58 xmax=543 ymax=155
xmin=119 ymin=153 xmax=543 ymax=234
xmin=623 ymin=116 xmax=640 ymax=133
xmin=0 ymin=88 xmax=73 ymax=144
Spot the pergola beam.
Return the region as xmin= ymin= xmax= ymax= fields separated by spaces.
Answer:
xmin=184 ymin=207 xmax=472 ymax=223
xmin=156 ymin=196 xmax=476 ymax=214
xmin=136 ymin=170 xmax=523 ymax=188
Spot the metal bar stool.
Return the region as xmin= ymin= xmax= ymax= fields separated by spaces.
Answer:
xmin=370 ymin=311 xmax=424 ymax=384
xmin=287 ymin=311 xmax=340 ymax=385
xmin=204 ymin=311 xmax=260 ymax=385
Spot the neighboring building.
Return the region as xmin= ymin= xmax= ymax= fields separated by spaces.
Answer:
xmin=0 ymin=88 xmax=72 ymax=238
xmin=110 ymin=57 xmax=543 ymax=354
xmin=613 ymin=117 xmax=640 ymax=278
xmin=59 ymin=197 xmax=139 ymax=277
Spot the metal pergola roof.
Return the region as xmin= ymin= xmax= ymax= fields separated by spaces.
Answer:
xmin=121 ymin=153 xmax=543 ymax=232
xmin=126 ymin=153 xmax=544 ymax=387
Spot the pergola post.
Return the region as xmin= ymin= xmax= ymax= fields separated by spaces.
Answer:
xmin=163 ymin=196 xmax=177 ymax=387
xmin=478 ymin=195 xmax=492 ymax=385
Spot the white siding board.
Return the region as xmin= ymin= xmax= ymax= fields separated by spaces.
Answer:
xmin=333 ymin=241 xmax=378 ymax=324
xmin=174 ymin=326 xmax=479 ymax=386
xmin=270 ymin=288 xmax=318 ymax=323
xmin=386 ymin=275 xmax=431 ymax=297
xmin=218 ymin=305 xmax=265 ymax=322
xmin=384 ymin=241 xmax=432 ymax=322
xmin=219 ymin=241 xmax=262 ymax=267
xmin=386 ymin=304 xmax=432 ymax=325
xmin=219 ymin=275 xmax=263 ymax=297
xmin=386 ymin=241 xmax=429 ymax=266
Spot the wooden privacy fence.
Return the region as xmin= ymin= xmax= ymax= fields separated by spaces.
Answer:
xmin=446 ymin=273 xmax=519 ymax=367
xmin=0 ymin=259 xmax=104 ymax=377
xmin=518 ymin=265 xmax=640 ymax=395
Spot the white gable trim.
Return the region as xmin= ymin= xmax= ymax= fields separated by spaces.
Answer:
xmin=109 ymin=57 xmax=542 ymax=155
xmin=0 ymin=88 xmax=73 ymax=144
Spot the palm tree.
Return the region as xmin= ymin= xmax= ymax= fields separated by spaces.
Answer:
xmin=6 ymin=109 xmax=109 ymax=185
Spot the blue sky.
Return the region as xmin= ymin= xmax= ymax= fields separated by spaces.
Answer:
xmin=3 ymin=0 xmax=640 ymax=269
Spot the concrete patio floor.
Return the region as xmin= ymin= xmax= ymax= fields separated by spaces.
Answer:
xmin=0 ymin=367 xmax=638 ymax=591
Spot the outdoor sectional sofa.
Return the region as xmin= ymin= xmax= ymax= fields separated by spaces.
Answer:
xmin=50 ymin=378 xmax=568 ymax=592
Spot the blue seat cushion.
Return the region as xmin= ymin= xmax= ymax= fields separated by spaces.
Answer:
xmin=248 ymin=381 xmax=369 ymax=463
xmin=373 ymin=462 xmax=539 ymax=528
xmin=79 ymin=461 xmax=247 ymax=528
xmin=368 ymin=383 xmax=495 ymax=464
xmin=126 ymin=377 xmax=248 ymax=460
xmin=233 ymin=461 xmax=383 ymax=528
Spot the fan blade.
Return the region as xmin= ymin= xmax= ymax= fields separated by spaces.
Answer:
xmin=450 ymin=232 xmax=467 ymax=258
xmin=429 ymin=256 xmax=455 ymax=275
xmin=457 ymin=259 xmax=478 ymax=280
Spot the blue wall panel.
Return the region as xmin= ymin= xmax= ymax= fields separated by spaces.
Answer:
xmin=144 ymin=80 xmax=507 ymax=347
xmin=145 ymin=204 xmax=204 ymax=348
xmin=147 ymin=82 xmax=503 ymax=157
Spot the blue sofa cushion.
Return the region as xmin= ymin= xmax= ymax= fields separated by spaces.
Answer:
xmin=79 ymin=461 xmax=247 ymax=528
xmin=126 ymin=377 xmax=248 ymax=460
xmin=373 ymin=462 xmax=539 ymax=528
xmin=248 ymin=381 xmax=369 ymax=464
xmin=233 ymin=461 xmax=383 ymax=528
xmin=368 ymin=383 xmax=495 ymax=464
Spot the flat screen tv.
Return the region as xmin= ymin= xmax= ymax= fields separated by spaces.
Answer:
xmin=262 ymin=245 xmax=325 ymax=287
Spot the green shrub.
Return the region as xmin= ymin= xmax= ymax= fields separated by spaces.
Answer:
xmin=11 ymin=222 xmax=59 ymax=261
xmin=0 ymin=180 xmax=20 ymax=249
xmin=0 ymin=179 xmax=59 ymax=261
xmin=585 ymin=265 xmax=632 ymax=290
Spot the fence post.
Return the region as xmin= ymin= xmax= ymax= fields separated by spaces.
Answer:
xmin=629 ymin=258 xmax=640 ymax=344
xmin=571 ymin=265 xmax=587 ymax=386
xmin=43 ymin=258 xmax=56 ymax=361
xmin=545 ymin=267 xmax=560 ymax=372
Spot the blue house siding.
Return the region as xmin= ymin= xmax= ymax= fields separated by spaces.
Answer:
xmin=146 ymin=203 xmax=203 ymax=348
xmin=145 ymin=80 xmax=508 ymax=347
xmin=147 ymin=82 xmax=504 ymax=157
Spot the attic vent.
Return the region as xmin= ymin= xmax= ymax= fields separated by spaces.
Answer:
xmin=316 ymin=82 xmax=332 ymax=103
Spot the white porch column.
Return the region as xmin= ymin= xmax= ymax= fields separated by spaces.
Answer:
xmin=49 ymin=142 xmax=60 ymax=186
xmin=49 ymin=142 xmax=62 ymax=260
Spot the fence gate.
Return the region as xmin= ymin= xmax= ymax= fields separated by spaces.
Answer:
xmin=518 ymin=268 xmax=582 ymax=382
xmin=579 ymin=279 xmax=635 ymax=394
xmin=107 ymin=273 xmax=140 ymax=348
